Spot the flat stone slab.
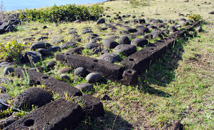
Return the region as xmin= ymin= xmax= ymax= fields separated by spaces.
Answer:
xmin=3 ymin=98 xmax=83 ymax=130
xmin=15 ymin=68 xmax=82 ymax=97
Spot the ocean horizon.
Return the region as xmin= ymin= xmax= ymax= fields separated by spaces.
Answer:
xmin=1 ymin=0 xmax=105 ymax=11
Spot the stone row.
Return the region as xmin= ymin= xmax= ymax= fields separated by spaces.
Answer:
xmin=56 ymin=53 xmax=138 ymax=85
xmin=7 ymin=68 xmax=105 ymax=129
xmin=55 ymin=21 xmax=201 ymax=85
xmin=121 ymin=21 xmax=201 ymax=73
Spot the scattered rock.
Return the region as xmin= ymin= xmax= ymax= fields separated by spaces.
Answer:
xmin=114 ymin=44 xmax=136 ymax=56
xmin=57 ymin=68 xmax=73 ymax=74
xmin=97 ymin=18 xmax=105 ymax=24
xmin=208 ymin=11 xmax=214 ymax=14
xmin=43 ymin=25 xmax=48 ymax=29
xmin=60 ymin=74 xmax=70 ymax=81
xmin=3 ymin=66 xmax=14 ymax=76
xmin=60 ymin=42 xmax=78 ymax=49
xmin=13 ymin=87 xmax=52 ymax=110
xmin=86 ymin=42 xmax=100 ymax=49
xmin=49 ymin=46 xmax=61 ymax=52
xmin=102 ymin=38 xmax=119 ymax=49
xmin=74 ymin=67 xmax=88 ymax=77
xmin=37 ymin=48 xmax=51 ymax=57
xmin=30 ymin=42 xmax=51 ymax=51
xmin=144 ymin=33 xmax=153 ymax=40
xmin=47 ymin=60 xmax=56 ymax=70
xmin=86 ymin=73 xmax=102 ymax=83
xmin=21 ymin=51 xmax=42 ymax=63
xmin=0 ymin=93 xmax=11 ymax=111
xmin=118 ymin=36 xmax=130 ymax=44
xmin=131 ymin=38 xmax=148 ymax=47
xmin=75 ymin=83 xmax=93 ymax=92
xmin=99 ymin=53 xmax=121 ymax=63
xmin=169 ymin=26 xmax=178 ymax=32
xmin=67 ymin=47 xmax=84 ymax=54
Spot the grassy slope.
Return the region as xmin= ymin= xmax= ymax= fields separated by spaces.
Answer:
xmin=0 ymin=0 xmax=214 ymax=129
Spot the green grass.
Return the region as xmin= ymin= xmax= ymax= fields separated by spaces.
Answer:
xmin=0 ymin=0 xmax=214 ymax=129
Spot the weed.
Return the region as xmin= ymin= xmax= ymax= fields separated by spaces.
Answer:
xmin=0 ymin=40 xmax=25 ymax=62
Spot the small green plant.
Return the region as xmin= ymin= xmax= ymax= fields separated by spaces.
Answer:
xmin=188 ymin=14 xmax=203 ymax=22
xmin=15 ymin=111 xmax=27 ymax=118
xmin=0 ymin=107 xmax=13 ymax=119
xmin=0 ymin=40 xmax=25 ymax=62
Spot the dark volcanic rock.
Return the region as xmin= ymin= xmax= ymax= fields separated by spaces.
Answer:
xmin=74 ymin=67 xmax=88 ymax=77
xmin=86 ymin=43 xmax=100 ymax=49
xmin=37 ymin=48 xmax=51 ymax=57
xmin=131 ymin=38 xmax=148 ymax=47
xmin=21 ymin=51 xmax=42 ymax=63
xmin=114 ymin=44 xmax=136 ymax=56
xmin=99 ymin=53 xmax=121 ymax=63
xmin=5 ymin=99 xmax=83 ymax=130
xmin=57 ymin=68 xmax=73 ymax=74
xmin=30 ymin=42 xmax=51 ymax=51
xmin=60 ymin=42 xmax=77 ymax=49
xmin=47 ymin=60 xmax=56 ymax=70
xmin=144 ymin=33 xmax=153 ymax=40
xmin=86 ymin=73 xmax=102 ymax=83
xmin=75 ymin=83 xmax=93 ymax=92
xmin=13 ymin=87 xmax=52 ymax=110
xmin=67 ymin=47 xmax=84 ymax=54
xmin=0 ymin=93 xmax=11 ymax=111
xmin=49 ymin=46 xmax=61 ymax=52
xmin=97 ymin=18 xmax=105 ymax=24
xmin=3 ymin=66 xmax=14 ymax=76
xmin=118 ymin=36 xmax=130 ymax=44
xmin=102 ymin=38 xmax=119 ymax=49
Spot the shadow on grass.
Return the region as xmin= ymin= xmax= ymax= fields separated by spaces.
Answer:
xmin=136 ymin=39 xmax=188 ymax=97
xmin=75 ymin=111 xmax=133 ymax=130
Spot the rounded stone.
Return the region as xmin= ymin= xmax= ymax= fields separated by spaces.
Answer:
xmin=131 ymin=38 xmax=148 ymax=47
xmin=3 ymin=66 xmax=14 ymax=76
xmin=30 ymin=42 xmax=51 ymax=51
xmin=0 ymin=93 xmax=11 ymax=111
xmin=75 ymin=83 xmax=93 ymax=92
xmin=57 ymin=68 xmax=73 ymax=74
xmin=99 ymin=53 xmax=121 ymax=63
xmin=13 ymin=87 xmax=52 ymax=110
xmin=97 ymin=18 xmax=105 ymax=24
xmin=102 ymin=38 xmax=119 ymax=49
xmin=60 ymin=74 xmax=70 ymax=81
xmin=47 ymin=60 xmax=56 ymax=69
xmin=22 ymin=51 xmax=42 ymax=63
xmin=85 ymin=43 xmax=100 ymax=49
xmin=49 ymin=46 xmax=61 ymax=52
xmin=86 ymin=73 xmax=102 ymax=83
xmin=118 ymin=36 xmax=130 ymax=44
xmin=60 ymin=42 xmax=78 ymax=50
xmin=74 ymin=67 xmax=88 ymax=77
xmin=37 ymin=48 xmax=51 ymax=57
xmin=114 ymin=44 xmax=136 ymax=56
xmin=67 ymin=47 xmax=84 ymax=55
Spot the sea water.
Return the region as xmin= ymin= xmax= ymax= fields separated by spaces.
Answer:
xmin=1 ymin=0 xmax=105 ymax=11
